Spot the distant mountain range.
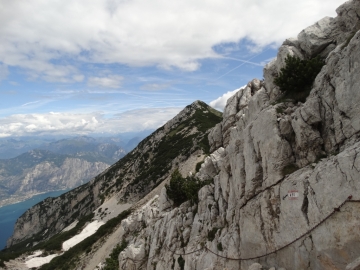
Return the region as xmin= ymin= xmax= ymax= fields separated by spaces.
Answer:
xmin=0 ymin=132 xmax=151 ymax=206
xmin=0 ymin=130 xmax=152 ymax=159
xmin=36 ymin=136 xmax=127 ymax=164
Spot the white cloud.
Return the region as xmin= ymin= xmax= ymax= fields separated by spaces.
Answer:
xmin=140 ymin=83 xmax=171 ymax=91
xmin=109 ymin=108 xmax=182 ymax=131
xmin=73 ymin=74 xmax=85 ymax=82
xmin=87 ymin=75 xmax=123 ymax=88
xmin=210 ymin=87 xmax=245 ymax=111
xmin=0 ymin=64 xmax=9 ymax=81
xmin=0 ymin=107 xmax=181 ymax=137
xmin=0 ymin=0 xmax=345 ymax=81
xmin=21 ymin=100 xmax=42 ymax=107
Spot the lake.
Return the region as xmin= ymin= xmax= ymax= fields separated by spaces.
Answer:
xmin=0 ymin=190 xmax=69 ymax=250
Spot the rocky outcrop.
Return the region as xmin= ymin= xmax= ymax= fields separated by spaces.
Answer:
xmin=115 ymin=1 xmax=360 ymax=269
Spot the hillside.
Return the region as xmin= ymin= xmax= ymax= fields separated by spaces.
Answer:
xmin=1 ymin=0 xmax=360 ymax=269
xmin=2 ymin=101 xmax=222 ymax=252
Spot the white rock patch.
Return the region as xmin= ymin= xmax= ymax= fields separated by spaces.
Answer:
xmin=62 ymin=220 xmax=104 ymax=251
xmin=25 ymin=250 xmax=43 ymax=260
xmin=61 ymin=220 xmax=78 ymax=232
xmin=25 ymin=254 xmax=59 ymax=268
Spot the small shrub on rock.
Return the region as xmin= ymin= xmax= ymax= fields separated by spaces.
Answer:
xmin=103 ymin=240 xmax=128 ymax=270
xmin=217 ymin=242 xmax=223 ymax=251
xmin=274 ymin=55 xmax=324 ymax=102
xmin=177 ymin=255 xmax=185 ymax=270
xmin=166 ymin=170 xmax=211 ymax=206
xmin=195 ymin=161 xmax=203 ymax=172
xmin=282 ymin=163 xmax=299 ymax=176
xmin=207 ymin=227 xmax=219 ymax=242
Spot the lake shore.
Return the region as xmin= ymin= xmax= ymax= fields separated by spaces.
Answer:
xmin=0 ymin=189 xmax=70 ymax=250
xmin=0 ymin=189 xmax=69 ymax=208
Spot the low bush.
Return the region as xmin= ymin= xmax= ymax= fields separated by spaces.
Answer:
xmin=282 ymin=163 xmax=299 ymax=176
xmin=177 ymin=255 xmax=185 ymax=270
xmin=207 ymin=227 xmax=219 ymax=242
xmin=103 ymin=240 xmax=128 ymax=270
xmin=166 ymin=170 xmax=211 ymax=206
xmin=195 ymin=161 xmax=203 ymax=172
xmin=274 ymin=55 xmax=324 ymax=103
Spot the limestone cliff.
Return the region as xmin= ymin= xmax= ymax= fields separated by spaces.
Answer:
xmin=113 ymin=1 xmax=360 ymax=269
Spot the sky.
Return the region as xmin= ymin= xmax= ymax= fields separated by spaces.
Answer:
xmin=0 ymin=0 xmax=346 ymax=137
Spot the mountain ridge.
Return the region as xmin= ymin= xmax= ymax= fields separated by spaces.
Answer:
xmin=4 ymin=100 xmax=222 ymax=250
xmin=2 ymin=1 xmax=360 ymax=269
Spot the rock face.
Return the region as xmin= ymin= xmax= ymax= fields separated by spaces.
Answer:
xmin=115 ymin=1 xmax=360 ymax=269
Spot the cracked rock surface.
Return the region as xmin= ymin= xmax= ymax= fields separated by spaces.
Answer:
xmin=115 ymin=1 xmax=360 ymax=269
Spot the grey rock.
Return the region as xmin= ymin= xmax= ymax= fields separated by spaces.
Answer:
xmin=208 ymin=122 xmax=223 ymax=153
xmin=336 ymin=0 xmax=360 ymax=36
xmin=282 ymin=37 xmax=299 ymax=47
xmin=250 ymin=78 xmax=262 ymax=92
xmin=115 ymin=2 xmax=360 ymax=269
xmin=298 ymin=16 xmax=335 ymax=57
xmin=346 ymin=255 xmax=360 ymax=270
xmin=158 ymin=187 xmax=172 ymax=211
xmin=114 ymin=2 xmax=360 ymax=269
xmin=248 ymin=263 xmax=263 ymax=270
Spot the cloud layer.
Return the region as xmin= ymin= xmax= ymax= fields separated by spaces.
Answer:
xmin=0 ymin=108 xmax=181 ymax=137
xmin=88 ymin=75 xmax=123 ymax=88
xmin=0 ymin=0 xmax=344 ymax=82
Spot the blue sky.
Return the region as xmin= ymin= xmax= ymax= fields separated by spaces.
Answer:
xmin=0 ymin=0 xmax=345 ymax=137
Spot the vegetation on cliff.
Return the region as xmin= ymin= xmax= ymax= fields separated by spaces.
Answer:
xmin=98 ymin=100 xmax=222 ymax=202
xmin=166 ymin=169 xmax=211 ymax=206
xmin=274 ymin=55 xmax=324 ymax=102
